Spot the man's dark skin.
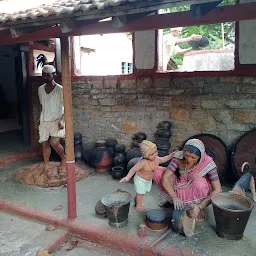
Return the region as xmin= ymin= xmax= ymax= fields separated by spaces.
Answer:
xmin=40 ymin=71 xmax=66 ymax=166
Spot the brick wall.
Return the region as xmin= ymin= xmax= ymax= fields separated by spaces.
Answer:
xmin=32 ymin=76 xmax=256 ymax=150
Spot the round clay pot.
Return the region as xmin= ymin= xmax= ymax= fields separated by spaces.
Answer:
xmin=106 ymin=137 xmax=118 ymax=157
xmin=115 ymin=144 xmax=126 ymax=154
xmin=127 ymin=157 xmax=141 ymax=172
xmin=132 ymin=132 xmax=147 ymax=143
xmin=74 ymin=144 xmax=82 ymax=161
xmin=74 ymin=132 xmax=82 ymax=140
xmin=157 ymin=121 xmax=172 ymax=130
xmin=82 ymin=142 xmax=97 ymax=164
xmin=155 ymin=138 xmax=171 ymax=151
xmin=155 ymin=129 xmax=172 ymax=139
xmin=111 ymin=167 xmax=126 ymax=179
xmin=90 ymin=140 xmax=113 ymax=173
xmin=125 ymin=148 xmax=142 ymax=163
xmin=114 ymin=154 xmax=126 ymax=167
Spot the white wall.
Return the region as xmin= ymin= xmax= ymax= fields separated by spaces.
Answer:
xmin=77 ymin=33 xmax=133 ymax=76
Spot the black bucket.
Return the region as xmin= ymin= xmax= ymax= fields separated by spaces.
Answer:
xmin=101 ymin=189 xmax=132 ymax=228
xmin=212 ymin=192 xmax=254 ymax=240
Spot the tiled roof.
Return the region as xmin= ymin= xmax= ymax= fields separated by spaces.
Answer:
xmin=0 ymin=0 xmax=175 ymax=26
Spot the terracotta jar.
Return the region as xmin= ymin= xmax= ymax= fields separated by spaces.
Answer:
xmin=90 ymin=140 xmax=113 ymax=173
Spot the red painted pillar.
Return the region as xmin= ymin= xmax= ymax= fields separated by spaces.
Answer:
xmin=60 ymin=36 xmax=77 ymax=219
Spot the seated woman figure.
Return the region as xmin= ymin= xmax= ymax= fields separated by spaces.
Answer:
xmin=153 ymin=138 xmax=222 ymax=222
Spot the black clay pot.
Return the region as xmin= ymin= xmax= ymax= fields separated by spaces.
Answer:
xmin=127 ymin=157 xmax=141 ymax=172
xmin=90 ymin=140 xmax=113 ymax=173
xmin=115 ymin=144 xmax=126 ymax=154
xmin=157 ymin=121 xmax=172 ymax=130
xmin=74 ymin=144 xmax=82 ymax=161
xmin=157 ymin=150 xmax=171 ymax=167
xmin=155 ymin=129 xmax=172 ymax=139
xmin=111 ymin=167 xmax=126 ymax=179
xmin=126 ymin=148 xmax=142 ymax=163
xmin=74 ymin=132 xmax=82 ymax=140
xmin=132 ymin=132 xmax=147 ymax=143
xmin=106 ymin=138 xmax=118 ymax=157
xmin=155 ymin=138 xmax=171 ymax=151
xmin=114 ymin=154 xmax=126 ymax=167
xmin=82 ymin=142 xmax=97 ymax=163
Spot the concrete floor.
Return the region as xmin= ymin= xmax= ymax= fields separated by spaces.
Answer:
xmin=0 ymin=130 xmax=31 ymax=158
xmin=0 ymin=212 xmax=66 ymax=256
xmin=0 ymin=158 xmax=256 ymax=256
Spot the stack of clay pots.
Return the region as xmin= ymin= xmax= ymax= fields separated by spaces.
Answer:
xmin=155 ymin=121 xmax=172 ymax=167
xmin=111 ymin=144 xmax=127 ymax=179
xmin=74 ymin=132 xmax=83 ymax=161
xmin=125 ymin=132 xmax=146 ymax=163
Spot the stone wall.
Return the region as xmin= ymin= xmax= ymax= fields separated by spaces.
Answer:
xmin=32 ymin=76 xmax=256 ymax=150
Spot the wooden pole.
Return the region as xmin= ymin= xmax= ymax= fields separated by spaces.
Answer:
xmin=60 ymin=36 xmax=77 ymax=219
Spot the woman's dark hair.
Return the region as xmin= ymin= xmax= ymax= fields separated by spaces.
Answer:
xmin=183 ymin=144 xmax=201 ymax=158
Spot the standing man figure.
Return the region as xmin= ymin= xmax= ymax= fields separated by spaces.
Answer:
xmin=38 ymin=65 xmax=66 ymax=166
xmin=163 ymin=27 xmax=202 ymax=71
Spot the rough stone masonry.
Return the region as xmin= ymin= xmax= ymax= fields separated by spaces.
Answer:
xmin=32 ymin=76 xmax=256 ymax=151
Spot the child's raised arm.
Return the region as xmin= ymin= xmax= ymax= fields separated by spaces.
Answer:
xmin=158 ymin=151 xmax=178 ymax=164
xmin=120 ymin=160 xmax=144 ymax=183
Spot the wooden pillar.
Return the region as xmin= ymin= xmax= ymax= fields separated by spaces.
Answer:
xmin=60 ymin=36 xmax=77 ymax=219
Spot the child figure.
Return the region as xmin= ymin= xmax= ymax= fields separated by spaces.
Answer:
xmin=120 ymin=140 xmax=176 ymax=212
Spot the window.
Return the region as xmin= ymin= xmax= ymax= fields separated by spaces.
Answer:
xmin=73 ymin=33 xmax=133 ymax=76
xmin=159 ymin=0 xmax=236 ymax=73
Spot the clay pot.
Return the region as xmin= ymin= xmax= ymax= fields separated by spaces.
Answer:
xmin=90 ymin=140 xmax=113 ymax=173
xmin=155 ymin=129 xmax=172 ymax=139
xmin=115 ymin=144 xmax=126 ymax=155
xmin=157 ymin=121 xmax=172 ymax=130
xmin=74 ymin=132 xmax=82 ymax=140
xmin=74 ymin=144 xmax=82 ymax=161
xmin=132 ymin=132 xmax=147 ymax=142
xmin=155 ymin=138 xmax=171 ymax=151
xmin=106 ymin=137 xmax=118 ymax=157
xmin=126 ymin=148 xmax=142 ymax=163
xmin=127 ymin=157 xmax=141 ymax=172
xmin=114 ymin=154 xmax=126 ymax=167
xmin=82 ymin=142 xmax=97 ymax=164
xmin=111 ymin=167 xmax=126 ymax=179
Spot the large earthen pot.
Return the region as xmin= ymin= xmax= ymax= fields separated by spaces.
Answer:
xmin=90 ymin=140 xmax=113 ymax=173
xmin=82 ymin=142 xmax=97 ymax=164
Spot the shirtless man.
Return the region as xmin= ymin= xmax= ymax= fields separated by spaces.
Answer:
xmin=38 ymin=65 xmax=66 ymax=166
xmin=120 ymin=140 xmax=176 ymax=212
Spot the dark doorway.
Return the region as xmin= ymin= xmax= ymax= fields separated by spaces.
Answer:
xmin=0 ymin=44 xmax=31 ymax=158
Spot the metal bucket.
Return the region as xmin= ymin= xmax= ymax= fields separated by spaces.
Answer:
xmin=212 ymin=192 xmax=254 ymax=240
xmin=101 ymin=189 xmax=132 ymax=228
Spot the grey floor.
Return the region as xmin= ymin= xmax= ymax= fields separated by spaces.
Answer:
xmin=0 ymin=158 xmax=256 ymax=256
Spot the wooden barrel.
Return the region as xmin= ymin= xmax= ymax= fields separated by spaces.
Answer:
xmin=231 ymin=129 xmax=256 ymax=180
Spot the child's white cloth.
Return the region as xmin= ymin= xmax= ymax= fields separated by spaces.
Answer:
xmin=134 ymin=174 xmax=152 ymax=194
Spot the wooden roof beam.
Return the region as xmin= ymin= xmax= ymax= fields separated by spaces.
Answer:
xmin=112 ymin=11 xmax=153 ymax=28
xmin=1 ymin=2 xmax=256 ymax=45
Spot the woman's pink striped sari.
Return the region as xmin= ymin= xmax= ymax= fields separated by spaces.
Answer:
xmin=153 ymin=139 xmax=217 ymax=204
